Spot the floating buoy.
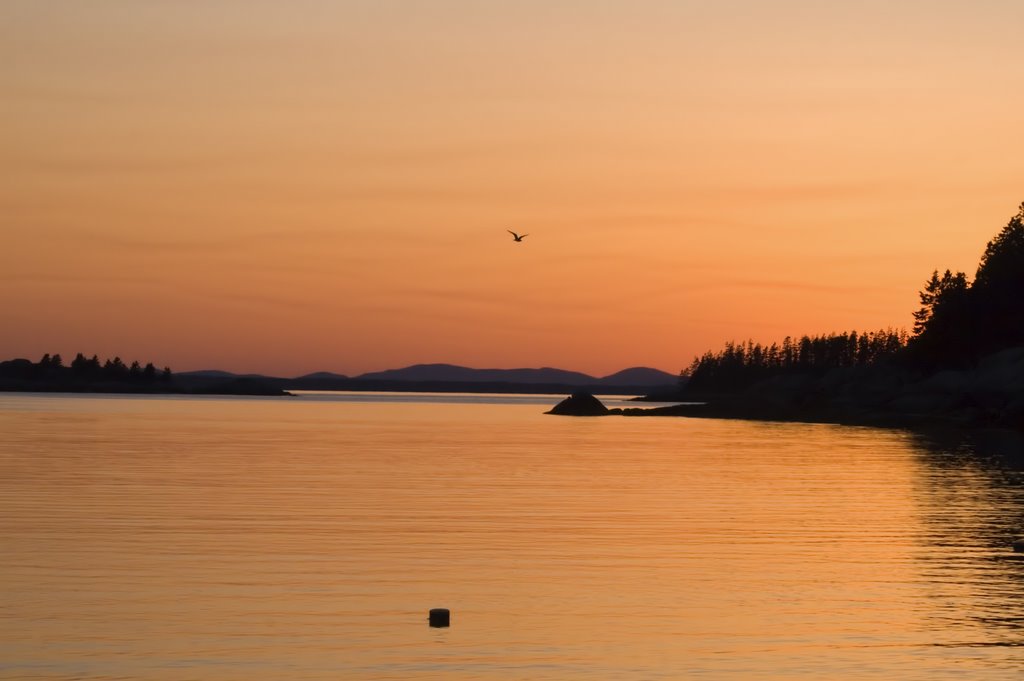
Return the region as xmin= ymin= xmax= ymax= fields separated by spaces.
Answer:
xmin=429 ymin=608 xmax=450 ymax=627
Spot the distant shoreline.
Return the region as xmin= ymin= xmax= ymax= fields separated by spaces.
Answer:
xmin=553 ymin=396 xmax=1024 ymax=431
xmin=551 ymin=345 xmax=1024 ymax=432
xmin=1 ymin=358 xmax=679 ymax=398
xmin=0 ymin=382 xmax=658 ymax=398
xmin=611 ymin=401 xmax=965 ymax=430
xmin=0 ymin=383 xmax=293 ymax=398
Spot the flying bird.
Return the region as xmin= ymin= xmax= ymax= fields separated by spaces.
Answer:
xmin=507 ymin=230 xmax=528 ymax=242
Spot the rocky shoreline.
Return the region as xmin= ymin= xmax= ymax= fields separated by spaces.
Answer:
xmin=548 ymin=346 xmax=1024 ymax=431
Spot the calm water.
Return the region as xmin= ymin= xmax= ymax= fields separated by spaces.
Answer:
xmin=3 ymin=392 xmax=1024 ymax=680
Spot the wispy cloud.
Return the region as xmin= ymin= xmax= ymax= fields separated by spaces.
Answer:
xmin=15 ymin=225 xmax=360 ymax=255
xmin=1 ymin=271 xmax=323 ymax=312
xmin=711 ymin=182 xmax=895 ymax=202
xmin=687 ymin=277 xmax=893 ymax=296
xmin=5 ymin=84 xmax=127 ymax=106
xmin=374 ymin=285 xmax=612 ymax=314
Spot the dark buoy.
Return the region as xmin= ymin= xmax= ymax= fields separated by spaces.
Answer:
xmin=429 ymin=608 xmax=450 ymax=628
xmin=1014 ymin=539 xmax=1024 ymax=553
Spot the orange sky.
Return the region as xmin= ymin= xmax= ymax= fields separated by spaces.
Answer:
xmin=2 ymin=1 xmax=1023 ymax=376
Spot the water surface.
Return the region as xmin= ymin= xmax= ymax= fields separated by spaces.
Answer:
xmin=2 ymin=392 xmax=1024 ymax=679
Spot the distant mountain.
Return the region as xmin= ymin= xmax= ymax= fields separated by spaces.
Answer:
xmin=597 ymin=367 xmax=677 ymax=387
xmin=170 ymin=370 xmax=291 ymax=396
xmin=354 ymin=363 xmax=598 ymax=385
xmin=171 ymin=363 xmax=678 ymax=395
xmin=295 ymin=371 xmax=349 ymax=381
xmin=178 ymin=369 xmax=286 ymax=380
xmin=2 ymin=356 xmax=675 ymax=397
xmin=176 ymin=369 xmax=240 ymax=379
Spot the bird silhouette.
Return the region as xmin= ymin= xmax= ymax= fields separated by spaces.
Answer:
xmin=507 ymin=230 xmax=528 ymax=242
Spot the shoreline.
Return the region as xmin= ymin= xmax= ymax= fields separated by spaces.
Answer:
xmin=0 ymin=383 xmax=293 ymax=398
xmin=548 ymin=391 xmax=1024 ymax=431
xmin=611 ymin=402 xmax=965 ymax=430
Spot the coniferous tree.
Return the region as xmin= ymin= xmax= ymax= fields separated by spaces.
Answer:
xmin=684 ymin=329 xmax=906 ymax=393
xmin=71 ymin=353 xmax=89 ymax=372
xmin=972 ymin=202 xmax=1024 ymax=352
xmin=909 ymin=203 xmax=1024 ymax=366
xmin=912 ymin=269 xmax=969 ymax=337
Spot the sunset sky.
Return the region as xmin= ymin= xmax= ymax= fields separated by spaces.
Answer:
xmin=3 ymin=1 xmax=1023 ymax=376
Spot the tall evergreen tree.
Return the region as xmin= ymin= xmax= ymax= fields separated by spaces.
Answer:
xmin=912 ymin=269 xmax=970 ymax=337
xmin=909 ymin=203 xmax=1024 ymax=366
xmin=972 ymin=202 xmax=1024 ymax=352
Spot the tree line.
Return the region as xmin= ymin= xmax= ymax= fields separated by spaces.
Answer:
xmin=682 ymin=201 xmax=1024 ymax=393
xmin=908 ymin=202 xmax=1024 ymax=368
xmin=0 ymin=352 xmax=172 ymax=386
xmin=684 ymin=329 xmax=907 ymax=393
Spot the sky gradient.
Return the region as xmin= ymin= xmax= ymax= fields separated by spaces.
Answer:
xmin=3 ymin=1 xmax=1023 ymax=376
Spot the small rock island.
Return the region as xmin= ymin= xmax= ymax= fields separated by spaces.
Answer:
xmin=546 ymin=392 xmax=613 ymax=416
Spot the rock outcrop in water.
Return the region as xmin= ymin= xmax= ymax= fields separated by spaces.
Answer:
xmin=546 ymin=392 xmax=613 ymax=416
xmin=547 ymin=347 xmax=1024 ymax=430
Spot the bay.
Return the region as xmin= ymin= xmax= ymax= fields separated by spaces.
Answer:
xmin=2 ymin=392 xmax=1024 ymax=680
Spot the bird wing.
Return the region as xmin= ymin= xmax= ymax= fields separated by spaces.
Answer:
xmin=507 ymin=229 xmax=519 ymax=238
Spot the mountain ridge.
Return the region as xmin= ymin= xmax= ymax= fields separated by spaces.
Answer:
xmin=174 ymin=363 xmax=678 ymax=393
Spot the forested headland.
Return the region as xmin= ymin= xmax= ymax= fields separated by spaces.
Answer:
xmin=683 ymin=329 xmax=908 ymax=394
xmin=0 ymin=353 xmax=288 ymax=396
xmin=647 ymin=202 xmax=1024 ymax=429
xmin=0 ymin=353 xmax=173 ymax=393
